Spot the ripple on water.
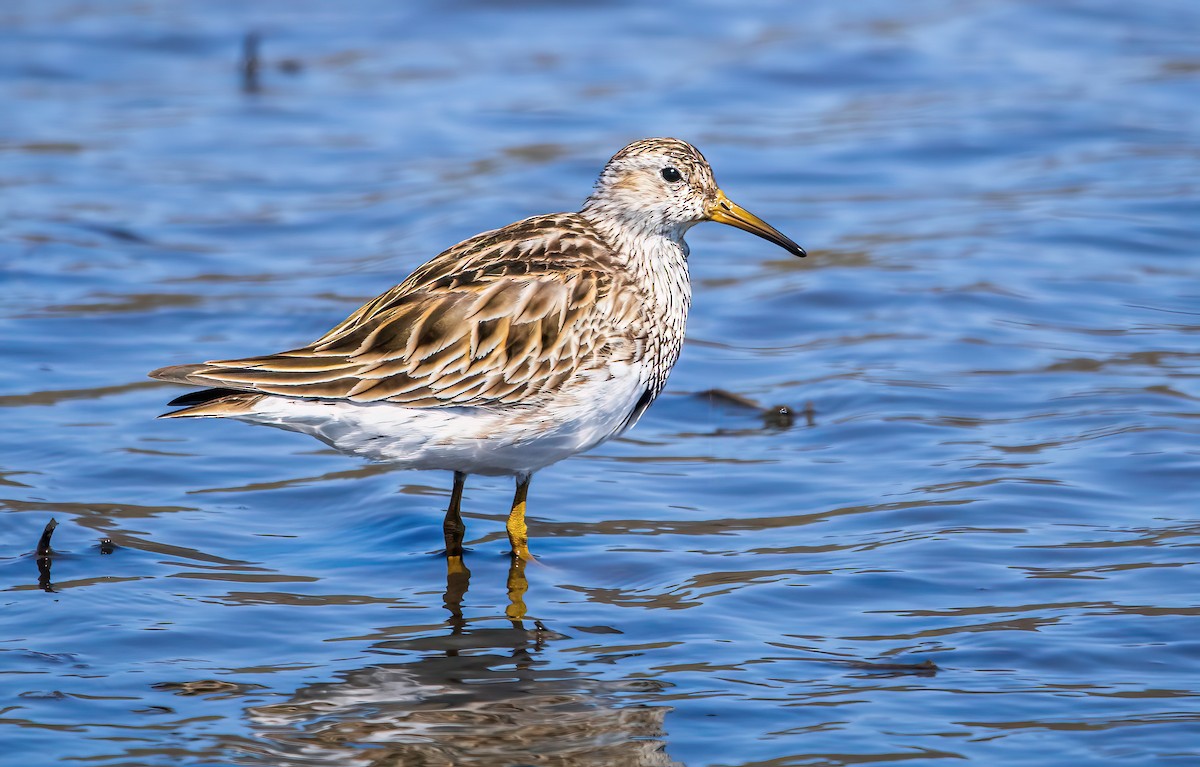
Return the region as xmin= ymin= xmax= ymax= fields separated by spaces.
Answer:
xmin=2 ymin=1 xmax=1200 ymax=765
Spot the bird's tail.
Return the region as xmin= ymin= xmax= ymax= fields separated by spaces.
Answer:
xmin=156 ymin=387 xmax=263 ymax=418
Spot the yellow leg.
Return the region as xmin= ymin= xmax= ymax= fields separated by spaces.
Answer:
xmin=443 ymin=471 xmax=467 ymax=557
xmin=505 ymin=555 xmax=528 ymax=622
xmin=506 ymin=474 xmax=533 ymax=561
xmin=446 ymin=553 xmax=469 ymax=578
xmin=444 ymin=553 xmax=471 ymax=633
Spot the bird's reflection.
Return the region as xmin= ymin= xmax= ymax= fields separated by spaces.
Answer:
xmin=239 ymin=556 xmax=681 ymax=766
xmin=444 ymin=514 xmax=530 ymax=623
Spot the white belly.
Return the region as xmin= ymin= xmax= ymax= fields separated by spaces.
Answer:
xmin=235 ymin=364 xmax=649 ymax=476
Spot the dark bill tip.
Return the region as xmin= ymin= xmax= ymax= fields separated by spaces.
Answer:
xmin=709 ymin=192 xmax=806 ymax=258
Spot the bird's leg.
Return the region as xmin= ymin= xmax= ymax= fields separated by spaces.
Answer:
xmin=506 ymin=474 xmax=533 ymax=561
xmin=443 ymin=471 xmax=467 ymax=558
xmin=444 ymin=552 xmax=471 ymax=635
xmin=505 ymin=556 xmax=528 ymax=623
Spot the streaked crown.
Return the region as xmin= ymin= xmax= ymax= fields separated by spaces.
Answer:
xmin=580 ymin=137 xmax=806 ymax=259
xmin=583 ymin=137 xmax=719 ymax=236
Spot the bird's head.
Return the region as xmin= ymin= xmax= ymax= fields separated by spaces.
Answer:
xmin=583 ymin=137 xmax=805 ymax=258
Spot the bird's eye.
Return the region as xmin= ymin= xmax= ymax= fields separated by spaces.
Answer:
xmin=661 ymin=167 xmax=683 ymax=183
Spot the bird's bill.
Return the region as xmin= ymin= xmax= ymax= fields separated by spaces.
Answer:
xmin=707 ymin=190 xmax=806 ymax=257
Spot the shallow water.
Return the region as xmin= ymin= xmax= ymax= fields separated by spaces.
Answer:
xmin=2 ymin=1 xmax=1199 ymax=765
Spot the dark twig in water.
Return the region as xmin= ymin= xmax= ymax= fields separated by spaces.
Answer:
xmin=694 ymin=388 xmax=809 ymax=429
xmin=763 ymin=404 xmax=794 ymax=429
xmin=835 ymin=658 xmax=938 ymax=676
xmin=37 ymin=558 xmax=53 ymax=592
xmin=696 ymin=388 xmax=760 ymax=410
xmin=36 ymin=518 xmax=58 ymax=556
xmin=36 ymin=518 xmax=57 ymax=592
xmin=844 ymin=658 xmax=938 ymax=673
xmin=78 ymin=222 xmax=150 ymax=244
xmin=241 ymin=32 xmax=261 ymax=93
xmin=791 ymin=653 xmax=938 ymax=675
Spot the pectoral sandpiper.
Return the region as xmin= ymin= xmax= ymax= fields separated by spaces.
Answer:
xmin=150 ymin=137 xmax=805 ymax=561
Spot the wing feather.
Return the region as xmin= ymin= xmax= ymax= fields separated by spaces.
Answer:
xmin=150 ymin=213 xmax=647 ymax=410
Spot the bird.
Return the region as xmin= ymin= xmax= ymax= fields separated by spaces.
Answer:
xmin=149 ymin=137 xmax=805 ymax=561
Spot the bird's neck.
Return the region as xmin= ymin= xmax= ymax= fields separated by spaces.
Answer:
xmin=579 ymin=200 xmax=692 ymax=269
xmin=578 ymin=202 xmax=693 ymax=395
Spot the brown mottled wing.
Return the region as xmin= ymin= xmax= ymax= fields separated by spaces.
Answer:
xmin=150 ymin=214 xmax=645 ymax=409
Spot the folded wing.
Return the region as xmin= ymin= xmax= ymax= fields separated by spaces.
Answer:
xmin=150 ymin=214 xmax=643 ymax=411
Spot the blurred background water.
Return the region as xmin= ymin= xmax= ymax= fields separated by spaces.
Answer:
xmin=2 ymin=1 xmax=1198 ymax=765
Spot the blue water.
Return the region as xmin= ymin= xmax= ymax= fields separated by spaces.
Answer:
xmin=2 ymin=1 xmax=1198 ymax=764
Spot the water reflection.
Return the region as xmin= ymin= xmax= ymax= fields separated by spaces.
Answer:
xmin=692 ymin=387 xmax=815 ymax=431
xmin=231 ymin=559 xmax=681 ymax=766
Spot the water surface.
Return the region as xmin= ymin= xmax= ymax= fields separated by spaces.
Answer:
xmin=2 ymin=1 xmax=1198 ymax=765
